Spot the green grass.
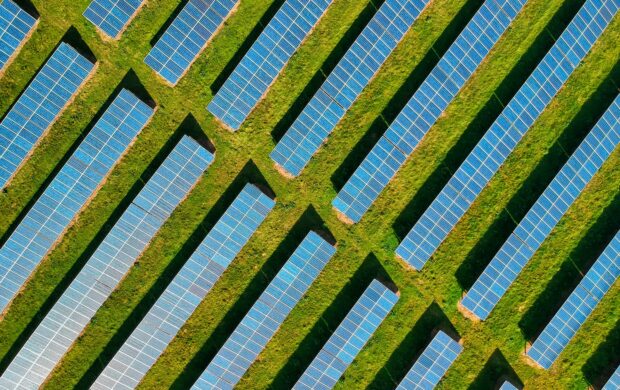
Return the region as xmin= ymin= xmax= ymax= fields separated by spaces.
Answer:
xmin=0 ymin=0 xmax=618 ymax=389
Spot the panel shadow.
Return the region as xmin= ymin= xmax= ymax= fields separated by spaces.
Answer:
xmin=582 ymin=320 xmax=620 ymax=390
xmin=468 ymin=349 xmax=522 ymax=390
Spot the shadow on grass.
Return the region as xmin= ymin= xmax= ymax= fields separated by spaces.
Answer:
xmin=210 ymin=0 xmax=285 ymax=95
xmin=518 ymin=192 xmax=620 ymax=341
xmin=13 ymin=0 xmax=39 ymax=18
xmin=468 ymin=349 xmax=522 ymax=390
xmin=149 ymin=0 xmax=188 ymax=47
xmin=74 ymin=159 xmax=271 ymax=388
xmin=368 ymin=302 xmax=458 ymax=389
xmin=0 ymin=69 xmax=152 ymax=247
xmin=330 ymin=0 xmax=484 ymax=192
xmin=270 ymin=0 xmax=381 ymax=142
xmin=391 ymin=0 xmax=586 ymax=241
xmin=582 ymin=320 xmax=620 ymax=389
xmin=455 ymin=60 xmax=620 ymax=291
xmin=0 ymin=117 xmax=210 ymax=375
xmin=268 ymin=253 xmax=392 ymax=388
xmin=170 ymin=205 xmax=332 ymax=389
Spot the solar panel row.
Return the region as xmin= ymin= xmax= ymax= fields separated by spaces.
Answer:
xmin=0 ymin=0 xmax=37 ymax=73
xmin=144 ymin=0 xmax=238 ymax=86
xmin=331 ymin=0 xmax=529 ymax=224
xmin=270 ymin=0 xmax=430 ymax=178
xmin=83 ymin=0 xmax=145 ymax=39
xmin=294 ymin=279 xmax=398 ymax=389
xmin=396 ymin=330 xmax=462 ymax=389
xmin=207 ymin=0 xmax=334 ymax=131
xmin=603 ymin=365 xmax=620 ymax=390
xmin=395 ymin=0 xmax=619 ymax=270
xmin=0 ymin=88 xmax=154 ymax=314
xmin=192 ymin=231 xmax=336 ymax=389
xmin=460 ymin=94 xmax=620 ymax=321
xmin=526 ymin=231 xmax=619 ymax=369
xmin=499 ymin=380 xmax=519 ymax=390
xmin=0 ymin=42 xmax=96 ymax=189
xmin=93 ymin=183 xmax=275 ymax=390
xmin=0 ymin=135 xmax=214 ymax=389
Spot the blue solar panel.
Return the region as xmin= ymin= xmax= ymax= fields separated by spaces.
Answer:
xmin=192 ymin=231 xmax=336 ymax=389
xmin=207 ymin=0 xmax=334 ymax=131
xmin=294 ymin=279 xmax=398 ymax=389
xmin=395 ymin=0 xmax=619 ymax=270
xmin=396 ymin=330 xmax=462 ymax=389
xmin=331 ymin=0 xmax=528 ymax=224
xmin=0 ymin=88 xmax=154 ymax=314
xmin=526 ymin=231 xmax=619 ymax=369
xmin=460 ymin=94 xmax=620 ymax=321
xmin=0 ymin=0 xmax=37 ymax=72
xmin=83 ymin=0 xmax=145 ymax=39
xmin=603 ymin=365 xmax=620 ymax=390
xmin=499 ymin=380 xmax=519 ymax=390
xmin=0 ymin=42 xmax=96 ymax=189
xmin=145 ymin=0 xmax=238 ymax=85
xmin=0 ymin=136 xmax=214 ymax=389
xmin=92 ymin=183 xmax=275 ymax=389
xmin=270 ymin=0 xmax=430 ymax=177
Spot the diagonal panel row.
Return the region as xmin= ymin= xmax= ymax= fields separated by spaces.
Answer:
xmin=527 ymin=231 xmax=619 ymax=369
xmin=0 ymin=88 xmax=154 ymax=314
xmin=83 ymin=0 xmax=145 ymax=39
xmin=294 ymin=279 xmax=399 ymax=389
xmin=0 ymin=135 xmax=214 ymax=390
xmin=0 ymin=0 xmax=37 ymax=73
xmin=93 ymin=183 xmax=275 ymax=390
xmin=332 ymin=0 xmax=529 ymax=224
xmin=395 ymin=0 xmax=620 ymax=270
xmin=192 ymin=231 xmax=336 ymax=389
xmin=144 ymin=0 xmax=239 ymax=86
xmin=603 ymin=365 xmax=620 ymax=390
xmin=270 ymin=0 xmax=431 ymax=177
xmin=207 ymin=0 xmax=334 ymax=131
xmin=0 ymin=42 xmax=96 ymax=189
xmin=460 ymin=93 xmax=620 ymax=320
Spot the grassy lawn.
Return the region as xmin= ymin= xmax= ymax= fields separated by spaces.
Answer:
xmin=0 ymin=0 xmax=618 ymax=389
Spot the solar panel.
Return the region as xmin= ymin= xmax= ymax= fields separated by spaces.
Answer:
xmin=207 ymin=0 xmax=334 ymax=131
xmin=270 ymin=0 xmax=430 ymax=177
xmin=0 ymin=88 xmax=154 ymax=314
xmin=499 ymin=380 xmax=519 ymax=390
xmin=92 ymin=183 xmax=275 ymax=389
xmin=396 ymin=330 xmax=462 ymax=389
xmin=603 ymin=365 xmax=620 ymax=390
xmin=526 ymin=231 xmax=619 ymax=369
xmin=331 ymin=0 xmax=529 ymax=224
xmin=0 ymin=42 xmax=96 ymax=189
xmin=395 ymin=0 xmax=619 ymax=270
xmin=192 ymin=231 xmax=336 ymax=389
xmin=83 ymin=0 xmax=145 ymax=39
xmin=0 ymin=0 xmax=37 ymax=73
xmin=293 ymin=279 xmax=398 ymax=389
xmin=460 ymin=94 xmax=620 ymax=321
xmin=0 ymin=135 xmax=214 ymax=389
xmin=144 ymin=0 xmax=238 ymax=85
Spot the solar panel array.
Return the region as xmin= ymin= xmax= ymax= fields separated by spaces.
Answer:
xmin=93 ymin=183 xmax=275 ymax=389
xmin=460 ymin=94 xmax=620 ymax=321
xmin=526 ymin=231 xmax=619 ymax=369
xmin=207 ymin=0 xmax=334 ymax=131
xmin=331 ymin=0 xmax=528 ymax=224
xmin=294 ymin=279 xmax=398 ymax=389
xmin=270 ymin=0 xmax=430 ymax=177
xmin=603 ymin=365 xmax=620 ymax=390
xmin=0 ymin=136 xmax=214 ymax=389
xmin=0 ymin=88 xmax=154 ymax=314
xmin=0 ymin=42 xmax=95 ymax=189
xmin=0 ymin=0 xmax=37 ymax=72
xmin=83 ymin=0 xmax=145 ymax=39
xmin=192 ymin=231 xmax=336 ymax=389
xmin=396 ymin=330 xmax=462 ymax=389
xmin=144 ymin=0 xmax=238 ymax=86
xmin=395 ymin=0 xmax=619 ymax=270
xmin=499 ymin=380 xmax=519 ymax=390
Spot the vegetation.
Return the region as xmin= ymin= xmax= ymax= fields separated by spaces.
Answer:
xmin=0 ymin=0 xmax=618 ymax=388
